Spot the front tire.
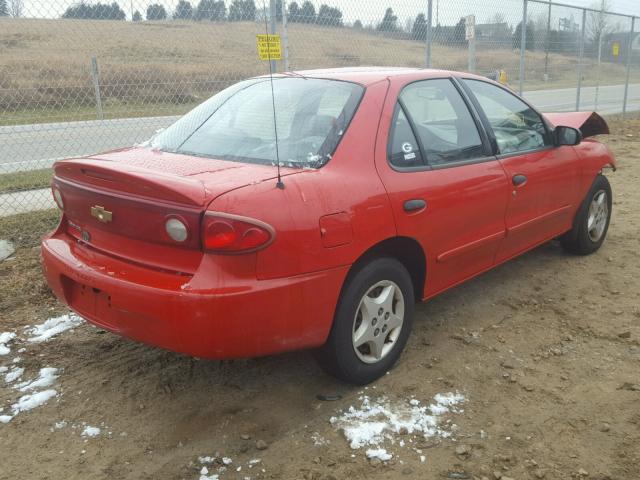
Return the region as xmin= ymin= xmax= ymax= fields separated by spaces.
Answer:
xmin=315 ymin=257 xmax=415 ymax=385
xmin=561 ymin=174 xmax=612 ymax=255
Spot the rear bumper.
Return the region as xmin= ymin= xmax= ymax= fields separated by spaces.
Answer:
xmin=41 ymin=233 xmax=348 ymax=359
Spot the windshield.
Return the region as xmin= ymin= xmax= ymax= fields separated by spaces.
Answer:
xmin=149 ymin=77 xmax=364 ymax=168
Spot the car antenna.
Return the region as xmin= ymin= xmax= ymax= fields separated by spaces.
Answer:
xmin=263 ymin=1 xmax=285 ymax=190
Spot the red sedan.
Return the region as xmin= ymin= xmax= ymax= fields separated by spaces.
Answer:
xmin=42 ymin=68 xmax=615 ymax=384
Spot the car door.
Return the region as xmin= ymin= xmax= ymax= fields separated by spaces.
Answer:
xmin=374 ymin=76 xmax=511 ymax=299
xmin=461 ymin=79 xmax=582 ymax=263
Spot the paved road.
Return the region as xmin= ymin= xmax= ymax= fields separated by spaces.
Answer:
xmin=0 ymin=116 xmax=177 ymax=173
xmin=0 ymin=188 xmax=53 ymax=217
xmin=1 ymin=82 xmax=638 ymax=217
xmin=1 ymin=83 xmax=639 ymax=174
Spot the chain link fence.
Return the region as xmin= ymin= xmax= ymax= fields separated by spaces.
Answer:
xmin=1 ymin=0 xmax=638 ymax=216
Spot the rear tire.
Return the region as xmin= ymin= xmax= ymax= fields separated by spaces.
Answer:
xmin=561 ymin=175 xmax=612 ymax=255
xmin=315 ymin=257 xmax=414 ymax=385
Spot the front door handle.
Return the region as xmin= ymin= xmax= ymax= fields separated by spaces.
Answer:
xmin=512 ymin=174 xmax=527 ymax=186
xmin=403 ymin=199 xmax=426 ymax=212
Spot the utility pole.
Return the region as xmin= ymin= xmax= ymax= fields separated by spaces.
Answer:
xmin=594 ymin=0 xmax=605 ymax=111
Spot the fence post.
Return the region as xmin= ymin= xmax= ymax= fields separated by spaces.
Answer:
xmin=544 ymin=0 xmax=552 ymax=81
xmin=468 ymin=17 xmax=476 ymax=73
xmin=576 ymin=9 xmax=586 ymax=110
xmin=90 ymin=56 xmax=103 ymax=120
xmin=622 ymin=16 xmax=636 ymax=119
xmin=281 ymin=0 xmax=290 ymax=71
xmin=518 ymin=0 xmax=527 ymax=95
xmin=594 ymin=1 xmax=608 ymax=111
xmin=269 ymin=0 xmax=277 ymax=73
xmin=425 ymin=0 xmax=433 ymax=68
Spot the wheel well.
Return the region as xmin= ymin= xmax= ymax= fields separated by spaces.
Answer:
xmin=350 ymin=237 xmax=426 ymax=302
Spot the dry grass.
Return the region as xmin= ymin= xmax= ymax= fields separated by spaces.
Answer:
xmin=0 ymin=168 xmax=52 ymax=194
xmin=0 ymin=209 xmax=62 ymax=317
xmin=1 ymin=18 xmax=638 ymax=124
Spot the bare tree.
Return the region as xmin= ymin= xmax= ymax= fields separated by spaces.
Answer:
xmin=487 ymin=13 xmax=505 ymax=25
xmin=9 ymin=0 xmax=23 ymax=17
xmin=587 ymin=0 xmax=612 ymax=45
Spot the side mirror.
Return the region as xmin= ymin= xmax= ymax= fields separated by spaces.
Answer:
xmin=554 ymin=126 xmax=582 ymax=146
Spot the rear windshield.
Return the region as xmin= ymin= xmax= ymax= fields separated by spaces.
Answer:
xmin=148 ymin=77 xmax=364 ymax=168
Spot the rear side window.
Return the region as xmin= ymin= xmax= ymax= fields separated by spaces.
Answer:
xmin=388 ymin=106 xmax=424 ymax=167
xmin=399 ymin=79 xmax=485 ymax=165
xmin=463 ymin=79 xmax=551 ymax=154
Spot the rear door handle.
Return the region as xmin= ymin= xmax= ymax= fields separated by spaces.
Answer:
xmin=403 ymin=199 xmax=426 ymax=212
xmin=512 ymin=174 xmax=527 ymax=186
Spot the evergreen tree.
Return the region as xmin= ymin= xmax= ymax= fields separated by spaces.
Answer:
xmin=132 ymin=9 xmax=142 ymax=21
xmin=377 ymin=7 xmax=397 ymax=32
xmin=412 ymin=13 xmax=427 ymax=40
xmin=62 ymin=2 xmax=126 ymax=20
xmin=288 ymin=1 xmax=299 ymax=22
xmin=173 ymin=0 xmax=193 ymax=19
xmin=229 ymin=0 xmax=255 ymax=21
xmin=513 ymin=21 xmax=535 ymax=50
xmin=317 ymin=4 xmax=342 ymax=27
xmin=353 ymin=19 xmax=363 ymax=29
xmin=453 ymin=17 xmax=466 ymax=44
xmin=0 ymin=0 xmax=8 ymax=17
xmin=146 ymin=4 xmax=167 ymax=20
xmin=195 ymin=0 xmax=226 ymax=21
xmin=298 ymin=1 xmax=315 ymax=24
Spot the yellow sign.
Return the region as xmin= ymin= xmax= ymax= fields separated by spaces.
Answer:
xmin=498 ymin=69 xmax=508 ymax=84
xmin=612 ymin=41 xmax=620 ymax=57
xmin=256 ymin=34 xmax=282 ymax=60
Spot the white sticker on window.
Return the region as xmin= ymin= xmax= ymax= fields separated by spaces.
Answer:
xmin=401 ymin=142 xmax=413 ymax=153
xmin=404 ymin=152 xmax=416 ymax=160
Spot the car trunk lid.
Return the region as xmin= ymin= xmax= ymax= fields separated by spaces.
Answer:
xmin=53 ymin=147 xmax=297 ymax=273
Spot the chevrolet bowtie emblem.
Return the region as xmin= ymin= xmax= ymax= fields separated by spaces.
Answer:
xmin=90 ymin=205 xmax=113 ymax=223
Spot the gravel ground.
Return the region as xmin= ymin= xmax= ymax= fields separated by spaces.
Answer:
xmin=0 ymin=118 xmax=638 ymax=480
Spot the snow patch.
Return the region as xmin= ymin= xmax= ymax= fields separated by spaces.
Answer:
xmin=26 ymin=314 xmax=83 ymax=343
xmin=0 ymin=239 xmax=15 ymax=261
xmin=82 ymin=426 xmax=101 ymax=437
xmin=16 ymin=367 xmax=59 ymax=392
xmin=366 ymin=448 xmax=393 ymax=461
xmin=311 ymin=432 xmax=329 ymax=446
xmin=0 ymin=332 xmax=16 ymax=355
xmin=199 ymin=466 xmax=219 ymax=480
xmin=330 ymin=392 xmax=466 ymax=460
xmin=4 ymin=367 xmax=24 ymax=383
xmin=12 ymin=389 xmax=57 ymax=413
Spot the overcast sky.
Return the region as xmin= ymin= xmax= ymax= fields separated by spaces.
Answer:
xmin=20 ymin=0 xmax=640 ymax=25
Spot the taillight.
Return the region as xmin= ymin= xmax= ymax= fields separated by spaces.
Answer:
xmin=202 ymin=212 xmax=275 ymax=254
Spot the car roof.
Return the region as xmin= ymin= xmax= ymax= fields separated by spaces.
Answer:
xmin=275 ymin=66 xmax=477 ymax=85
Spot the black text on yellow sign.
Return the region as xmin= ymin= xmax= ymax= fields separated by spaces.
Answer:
xmin=256 ymin=34 xmax=282 ymax=60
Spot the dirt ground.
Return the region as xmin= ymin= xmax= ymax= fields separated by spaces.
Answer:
xmin=0 ymin=118 xmax=639 ymax=480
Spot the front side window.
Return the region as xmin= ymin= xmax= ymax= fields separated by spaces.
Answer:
xmin=149 ymin=77 xmax=363 ymax=168
xmin=399 ymin=79 xmax=485 ymax=165
xmin=463 ymin=79 xmax=551 ymax=154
